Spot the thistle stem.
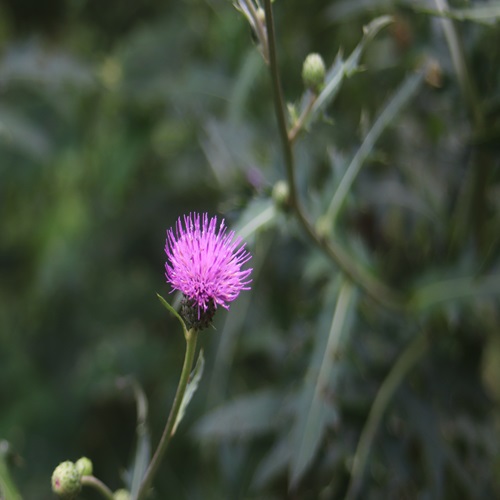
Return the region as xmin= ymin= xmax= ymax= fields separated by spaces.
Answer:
xmin=81 ymin=475 xmax=115 ymax=500
xmin=136 ymin=328 xmax=199 ymax=500
xmin=263 ymin=0 xmax=405 ymax=311
xmin=288 ymin=93 xmax=317 ymax=144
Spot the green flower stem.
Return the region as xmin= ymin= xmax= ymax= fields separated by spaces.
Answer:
xmin=345 ymin=331 xmax=429 ymax=500
xmin=81 ymin=475 xmax=114 ymax=500
xmin=288 ymin=93 xmax=317 ymax=144
xmin=263 ymin=0 xmax=405 ymax=312
xmin=136 ymin=328 xmax=199 ymax=500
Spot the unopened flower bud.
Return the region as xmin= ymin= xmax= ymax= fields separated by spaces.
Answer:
xmin=114 ymin=489 xmax=131 ymax=500
xmin=302 ymin=53 xmax=326 ymax=93
xmin=272 ymin=180 xmax=290 ymax=210
xmin=51 ymin=461 xmax=81 ymax=497
xmin=75 ymin=456 xmax=93 ymax=477
xmin=256 ymin=8 xmax=265 ymax=25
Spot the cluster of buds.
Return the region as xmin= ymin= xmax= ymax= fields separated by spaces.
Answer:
xmin=51 ymin=457 xmax=130 ymax=499
xmin=51 ymin=458 xmax=90 ymax=497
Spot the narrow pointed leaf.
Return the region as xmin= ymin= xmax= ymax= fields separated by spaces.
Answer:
xmin=412 ymin=3 xmax=500 ymax=26
xmin=157 ymin=293 xmax=188 ymax=336
xmin=325 ymin=68 xmax=425 ymax=226
xmin=120 ymin=379 xmax=151 ymax=498
xmin=290 ymin=280 xmax=356 ymax=488
xmin=307 ymin=16 xmax=393 ymax=125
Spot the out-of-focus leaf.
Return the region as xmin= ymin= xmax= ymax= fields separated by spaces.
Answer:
xmin=290 ymin=280 xmax=357 ymax=488
xmin=323 ymin=68 xmax=425 ymax=228
xmin=252 ymin=435 xmax=292 ymax=489
xmin=201 ymin=118 xmax=259 ymax=188
xmin=0 ymin=40 xmax=94 ymax=89
xmin=326 ymin=0 xmax=398 ymax=23
xmin=305 ymin=16 xmax=393 ymax=127
xmin=234 ymin=198 xmax=277 ymax=243
xmin=0 ymin=441 xmax=22 ymax=500
xmin=194 ymin=390 xmax=282 ymax=440
xmin=228 ymin=50 xmax=265 ymax=123
xmin=403 ymin=393 xmax=445 ymax=499
xmin=172 ymin=350 xmax=205 ymax=436
xmin=412 ymin=2 xmax=500 ymax=26
xmin=119 ymin=379 xmax=151 ymax=499
xmin=0 ymin=106 xmax=53 ymax=161
xmin=410 ymin=273 xmax=500 ymax=311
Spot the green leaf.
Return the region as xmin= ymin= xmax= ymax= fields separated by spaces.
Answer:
xmin=119 ymin=379 xmax=151 ymax=498
xmin=194 ymin=390 xmax=282 ymax=440
xmin=172 ymin=349 xmax=205 ymax=436
xmin=234 ymin=198 xmax=277 ymax=243
xmin=412 ymin=2 xmax=500 ymax=26
xmin=157 ymin=293 xmax=188 ymax=336
xmin=289 ymin=280 xmax=357 ymax=488
xmin=306 ymin=15 xmax=393 ymax=126
xmin=410 ymin=273 xmax=500 ymax=311
xmin=252 ymin=436 xmax=292 ymax=489
xmin=323 ymin=68 xmax=425 ymax=228
xmin=0 ymin=441 xmax=22 ymax=500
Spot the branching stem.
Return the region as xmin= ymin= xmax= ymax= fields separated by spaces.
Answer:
xmin=263 ymin=0 xmax=405 ymax=311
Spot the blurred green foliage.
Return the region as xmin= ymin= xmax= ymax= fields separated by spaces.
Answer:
xmin=1 ymin=0 xmax=500 ymax=498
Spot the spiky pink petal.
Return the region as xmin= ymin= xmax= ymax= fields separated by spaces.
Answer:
xmin=165 ymin=213 xmax=252 ymax=316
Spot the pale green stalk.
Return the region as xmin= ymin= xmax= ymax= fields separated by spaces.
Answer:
xmin=262 ymin=0 xmax=404 ymax=311
xmin=81 ymin=475 xmax=115 ymax=500
xmin=136 ymin=328 xmax=198 ymax=500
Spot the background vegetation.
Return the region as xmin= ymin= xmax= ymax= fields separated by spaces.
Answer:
xmin=1 ymin=0 xmax=500 ymax=498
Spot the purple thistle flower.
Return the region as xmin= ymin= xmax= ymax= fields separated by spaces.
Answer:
xmin=165 ymin=213 xmax=252 ymax=328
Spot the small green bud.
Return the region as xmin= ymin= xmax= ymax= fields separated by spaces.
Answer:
xmin=75 ymin=456 xmax=93 ymax=477
xmin=114 ymin=489 xmax=131 ymax=500
xmin=272 ymin=180 xmax=290 ymax=210
xmin=51 ymin=461 xmax=81 ymax=498
xmin=256 ymin=7 xmax=265 ymax=25
xmin=302 ymin=53 xmax=326 ymax=93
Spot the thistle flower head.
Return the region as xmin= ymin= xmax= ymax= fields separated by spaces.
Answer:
xmin=165 ymin=213 xmax=252 ymax=329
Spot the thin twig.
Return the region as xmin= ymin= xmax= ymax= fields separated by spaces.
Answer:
xmin=288 ymin=93 xmax=317 ymax=144
xmin=81 ymin=475 xmax=115 ymax=500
